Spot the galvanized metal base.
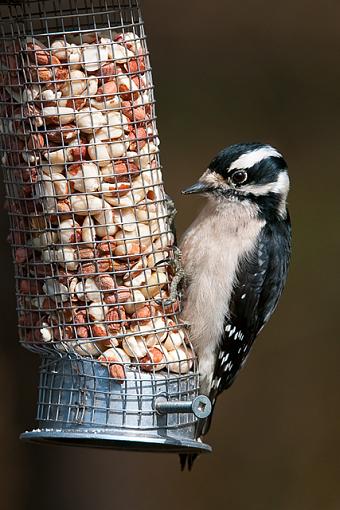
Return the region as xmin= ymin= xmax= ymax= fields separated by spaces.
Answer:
xmin=20 ymin=356 xmax=212 ymax=454
xmin=20 ymin=429 xmax=212 ymax=454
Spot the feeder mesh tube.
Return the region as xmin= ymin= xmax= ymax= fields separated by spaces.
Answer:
xmin=0 ymin=0 xmax=198 ymax=388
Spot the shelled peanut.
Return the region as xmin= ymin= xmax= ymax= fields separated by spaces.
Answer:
xmin=0 ymin=30 xmax=194 ymax=380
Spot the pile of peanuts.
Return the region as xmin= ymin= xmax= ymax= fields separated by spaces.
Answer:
xmin=0 ymin=30 xmax=194 ymax=381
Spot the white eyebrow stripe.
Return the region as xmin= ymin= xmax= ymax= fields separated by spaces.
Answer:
xmin=228 ymin=146 xmax=283 ymax=172
xmin=242 ymin=171 xmax=290 ymax=196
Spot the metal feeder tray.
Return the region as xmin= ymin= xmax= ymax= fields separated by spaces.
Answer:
xmin=21 ymin=355 xmax=212 ymax=454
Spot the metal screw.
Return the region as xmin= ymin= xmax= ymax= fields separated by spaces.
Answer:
xmin=192 ymin=395 xmax=212 ymax=419
xmin=154 ymin=394 xmax=211 ymax=419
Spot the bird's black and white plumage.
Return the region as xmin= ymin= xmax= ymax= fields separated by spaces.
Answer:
xmin=179 ymin=142 xmax=291 ymax=469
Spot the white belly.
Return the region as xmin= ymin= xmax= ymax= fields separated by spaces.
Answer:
xmin=180 ymin=199 xmax=264 ymax=394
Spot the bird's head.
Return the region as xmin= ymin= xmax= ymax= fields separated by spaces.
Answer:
xmin=182 ymin=142 xmax=289 ymax=219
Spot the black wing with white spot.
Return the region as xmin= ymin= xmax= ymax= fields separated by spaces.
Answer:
xmin=202 ymin=214 xmax=291 ymax=435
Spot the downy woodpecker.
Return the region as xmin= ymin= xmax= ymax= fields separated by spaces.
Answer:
xmin=180 ymin=142 xmax=291 ymax=469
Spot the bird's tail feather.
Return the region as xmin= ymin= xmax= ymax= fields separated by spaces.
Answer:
xmin=178 ymin=407 xmax=216 ymax=471
xmin=179 ymin=453 xmax=198 ymax=471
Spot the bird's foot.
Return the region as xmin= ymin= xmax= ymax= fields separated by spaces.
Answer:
xmin=165 ymin=194 xmax=177 ymax=227
xmin=155 ymin=246 xmax=186 ymax=306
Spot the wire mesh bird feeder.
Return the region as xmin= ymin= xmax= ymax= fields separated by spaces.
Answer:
xmin=0 ymin=0 xmax=212 ymax=453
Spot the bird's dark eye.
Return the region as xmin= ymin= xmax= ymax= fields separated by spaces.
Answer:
xmin=231 ymin=170 xmax=248 ymax=185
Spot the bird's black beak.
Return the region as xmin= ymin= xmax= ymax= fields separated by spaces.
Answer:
xmin=182 ymin=181 xmax=210 ymax=195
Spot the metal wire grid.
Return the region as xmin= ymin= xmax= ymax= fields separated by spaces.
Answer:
xmin=0 ymin=0 xmax=199 ymax=432
xmin=37 ymin=357 xmax=199 ymax=431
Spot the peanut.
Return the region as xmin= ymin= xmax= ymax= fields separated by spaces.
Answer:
xmin=140 ymin=347 xmax=166 ymax=372
xmin=42 ymin=106 xmax=75 ymax=125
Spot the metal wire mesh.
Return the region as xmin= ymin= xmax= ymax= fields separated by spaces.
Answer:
xmin=0 ymin=0 xmax=204 ymax=444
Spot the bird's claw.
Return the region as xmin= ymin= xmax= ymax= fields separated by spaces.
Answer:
xmin=155 ymin=297 xmax=176 ymax=307
xmin=165 ymin=194 xmax=177 ymax=227
xmin=154 ymin=257 xmax=171 ymax=269
xmin=154 ymin=246 xmax=186 ymax=306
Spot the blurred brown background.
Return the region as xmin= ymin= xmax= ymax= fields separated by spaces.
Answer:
xmin=1 ymin=1 xmax=339 ymax=509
